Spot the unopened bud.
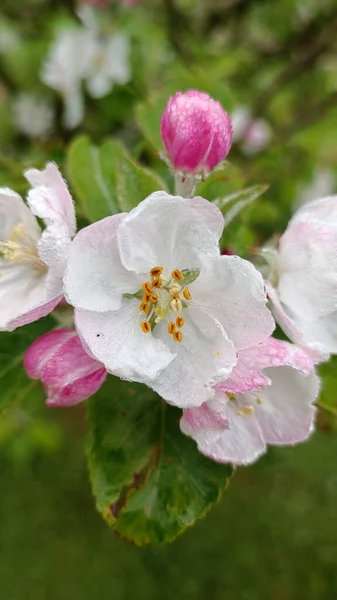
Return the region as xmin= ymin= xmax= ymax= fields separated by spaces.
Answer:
xmin=160 ymin=89 xmax=232 ymax=175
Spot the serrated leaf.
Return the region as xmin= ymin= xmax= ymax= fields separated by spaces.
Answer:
xmin=67 ymin=136 xmax=123 ymax=222
xmin=116 ymin=153 xmax=168 ymax=211
xmin=215 ymin=184 xmax=270 ymax=226
xmin=87 ymin=377 xmax=232 ymax=546
xmin=0 ymin=316 xmax=55 ymax=413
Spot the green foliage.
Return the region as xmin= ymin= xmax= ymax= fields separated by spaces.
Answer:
xmin=0 ymin=316 xmax=55 ymax=414
xmin=116 ymin=153 xmax=168 ymax=211
xmin=87 ymin=377 xmax=232 ymax=545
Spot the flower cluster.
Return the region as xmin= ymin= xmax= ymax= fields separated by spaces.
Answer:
xmin=2 ymin=89 xmax=333 ymax=467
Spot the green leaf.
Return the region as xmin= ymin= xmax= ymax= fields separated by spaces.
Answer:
xmin=116 ymin=153 xmax=168 ymax=211
xmin=317 ymin=356 xmax=337 ymax=418
xmin=215 ymin=184 xmax=270 ymax=226
xmin=67 ymin=136 xmax=123 ymax=222
xmin=87 ymin=377 xmax=232 ymax=546
xmin=0 ymin=316 xmax=55 ymax=414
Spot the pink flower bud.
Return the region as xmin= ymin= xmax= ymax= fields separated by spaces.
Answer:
xmin=160 ymin=90 xmax=232 ymax=175
xmin=24 ymin=329 xmax=107 ymax=407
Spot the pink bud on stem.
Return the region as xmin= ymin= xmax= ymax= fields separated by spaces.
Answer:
xmin=24 ymin=329 xmax=107 ymax=407
xmin=160 ymin=90 xmax=232 ymax=181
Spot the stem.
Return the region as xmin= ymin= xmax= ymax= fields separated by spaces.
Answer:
xmin=174 ymin=173 xmax=197 ymax=198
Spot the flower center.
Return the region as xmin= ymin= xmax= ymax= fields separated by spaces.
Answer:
xmin=139 ymin=266 xmax=195 ymax=343
xmin=0 ymin=223 xmax=46 ymax=273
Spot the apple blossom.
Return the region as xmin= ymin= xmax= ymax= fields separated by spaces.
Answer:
xmin=13 ymin=94 xmax=54 ymax=139
xmin=265 ymin=195 xmax=337 ymax=356
xmin=231 ymin=106 xmax=271 ymax=155
xmin=0 ymin=163 xmax=76 ymax=331
xmin=181 ymin=338 xmax=319 ymax=465
xmin=41 ymin=15 xmax=130 ymax=129
xmin=24 ymin=328 xmax=107 ymax=407
xmin=160 ymin=90 xmax=232 ymax=177
xmin=64 ymin=191 xmax=274 ymax=408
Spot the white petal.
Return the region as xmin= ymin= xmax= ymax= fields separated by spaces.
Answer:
xmin=86 ymin=72 xmax=113 ymax=99
xmin=181 ymin=389 xmax=265 ymax=465
xmin=63 ymin=86 xmax=85 ymax=129
xmin=256 ymin=365 xmax=319 ymax=445
xmin=292 ymin=311 xmax=337 ymax=356
xmin=117 ymin=192 xmax=224 ymax=274
xmin=25 ymin=162 xmax=76 ymax=236
xmin=149 ymin=306 xmax=237 ymax=408
xmin=0 ymin=265 xmax=61 ymax=331
xmin=64 ymin=215 xmax=142 ymax=312
xmin=75 ymin=301 xmax=175 ymax=382
xmin=278 ymin=220 xmax=337 ymax=320
xmin=37 ymin=223 xmax=71 ymax=277
xmin=291 ymin=194 xmax=337 ymax=228
xmin=193 ymin=255 xmax=275 ymax=351
xmin=0 ymin=188 xmax=40 ymax=242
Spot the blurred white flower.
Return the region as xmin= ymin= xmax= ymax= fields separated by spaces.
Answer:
xmin=0 ymin=22 xmax=20 ymax=54
xmin=41 ymin=11 xmax=131 ymax=129
xmin=13 ymin=94 xmax=54 ymax=139
xmin=231 ymin=106 xmax=272 ymax=155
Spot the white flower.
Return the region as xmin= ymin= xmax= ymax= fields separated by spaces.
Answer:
xmin=231 ymin=106 xmax=271 ymax=155
xmin=13 ymin=94 xmax=54 ymax=139
xmin=265 ymin=195 xmax=337 ymax=357
xmin=181 ymin=338 xmax=319 ymax=465
xmin=0 ymin=163 xmax=76 ymax=331
xmin=64 ymin=192 xmax=274 ymax=408
xmin=41 ymin=16 xmax=131 ymax=129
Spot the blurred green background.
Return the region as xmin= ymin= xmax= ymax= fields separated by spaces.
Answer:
xmin=1 ymin=0 xmax=337 ymax=597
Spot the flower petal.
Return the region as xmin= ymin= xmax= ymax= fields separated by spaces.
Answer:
xmin=0 ymin=188 xmax=40 ymax=242
xmin=181 ymin=389 xmax=265 ymax=465
xmin=278 ymin=220 xmax=337 ymax=320
xmin=24 ymin=328 xmax=74 ymax=378
xmin=290 ymin=194 xmax=337 ymax=228
xmin=25 ymin=162 xmax=76 ymax=236
xmin=64 ymin=214 xmax=142 ymax=313
xmin=0 ymin=265 xmax=62 ymax=331
xmin=193 ymin=255 xmax=275 ymax=351
xmin=74 ymin=300 xmax=175 ymax=382
xmin=117 ymin=192 xmax=224 ymax=274
xmin=256 ymin=364 xmax=319 ymax=445
xmin=149 ymin=306 xmax=237 ymax=408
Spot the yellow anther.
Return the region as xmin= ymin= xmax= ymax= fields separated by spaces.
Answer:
xmin=152 ymin=278 xmax=162 ymax=289
xmin=171 ymin=269 xmax=184 ymax=281
xmin=183 ymin=287 xmax=192 ymax=301
xmin=168 ymin=321 xmax=176 ymax=335
xmin=150 ymin=266 xmax=163 ymax=277
xmin=168 ymin=282 xmax=181 ymax=294
xmin=148 ymin=294 xmax=158 ymax=303
xmin=173 ymin=330 xmax=183 ymax=343
xmin=176 ymin=316 xmax=184 ymax=328
xmin=140 ymin=321 xmax=151 ymax=334
xmin=139 ymin=301 xmax=149 ymax=313
xmin=256 ymin=397 xmax=262 ymax=405
xmin=142 ymin=282 xmax=153 ymax=295
xmin=216 ymin=351 xmax=221 ymax=357
xmin=171 ymin=292 xmax=180 ymax=300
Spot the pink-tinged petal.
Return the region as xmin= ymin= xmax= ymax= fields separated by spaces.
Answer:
xmin=7 ymin=295 xmax=63 ymax=331
xmin=265 ymin=281 xmax=329 ymax=363
xmin=47 ymin=366 xmax=107 ymax=407
xmin=220 ymin=337 xmax=313 ymax=394
xmin=193 ymin=255 xmax=275 ymax=351
xmin=37 ymin=223 xmax=72 ymax=276
xmin=278 ymin=221 xmax=337 ymax=320
xmin=293 ymin=310 xmax=337 ymax=355
xmin=24 ymin=328 xmax=75 ymax=378
xmin=64 ymin=214 xmax=142 ymax=313
xmin=256 ymin=365 xmax=319 ymax=445
xmin=117 ymin=192 xmax=223 ymax=274
xmin=74 ymin=300 xmax=175 ymax=382
xmin=149 ymin=306 xmax=237 ymax=408
xmin=181 ymin=389 xmax=266 ymax=465
xmin=25 ymin=162 xmax=76 ymax=236
xmin=290 ymin=194 xmax=337 ymax=228
xmin=24 ymin=328 xmax=107 ymax=407
xmin=0 ymin=188 xmax=40 ymax=242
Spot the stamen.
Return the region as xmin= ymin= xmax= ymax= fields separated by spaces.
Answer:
xmin=148 ymin=293 xmax=158 ymax=303
xmin=152 ymin=279 xmax=162 ymax=288
xmin=150 ymin=266 xmax=163 ymax=277
xmin=168 ymin=283 xmax=181 ymax=293
xmin=140 ymin=321 xmax=151 ymax=334
xmin=171 ymin=269 xmax=184 ymax=281
xmin=238 ymin=405 xmax=255 ymax=417
xmin=142 ymin=282 xmax=153 ymax=295
xmin=176 ymin=316 xmax=184 ymax=328
xmin=168 ymin=322 xmax=176 ymax=335
xmin=173 ymin=330 xmax=183 ymax=343
xmin=183 ymin=287 xmax=192 ymax=301
xmin=139 ymin=301 xmax=149 ymax=313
